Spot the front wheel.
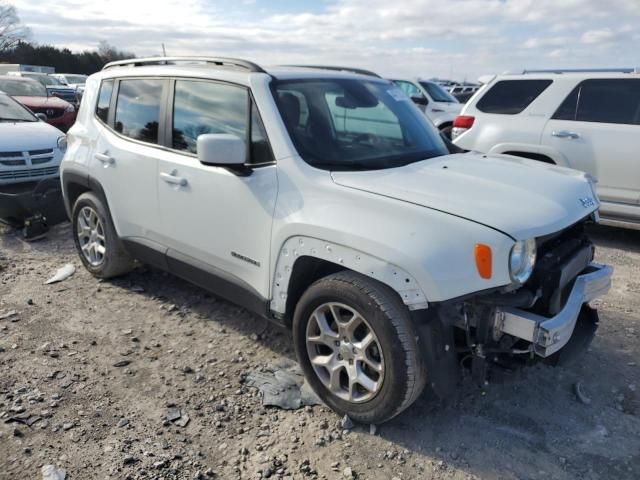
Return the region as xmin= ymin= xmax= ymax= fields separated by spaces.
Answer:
xmin=293 ymin=271 xmax=427 ymax=424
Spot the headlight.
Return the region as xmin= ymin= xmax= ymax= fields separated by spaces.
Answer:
xmin=65 ymin=104 xmax=75 ymax=113
xmin=509 ymin=238 xmax=536 ymax=284
xmin=57 ymin=136 xmax=67 ymax=152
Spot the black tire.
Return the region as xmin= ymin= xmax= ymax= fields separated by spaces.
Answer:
xmin=71 ymin=192 xmax=134 ymax=278
xmin=293 ymin=271 xmax=427 ymax=424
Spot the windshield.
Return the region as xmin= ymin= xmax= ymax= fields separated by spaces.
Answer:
xmin=0 ymin=94 xmax=36 ymax=122
xmin=274 ymin=78 xmax=448 ymax=171
xmin=0 ymin=78 xmax=47 ymax=97
xmin=64 ymin=75 xmax=87 ymax=84
xmin=419 ymin=81 xmax=458 ymax=103
xmin=22 ymin=73 xmax=63 ymax=86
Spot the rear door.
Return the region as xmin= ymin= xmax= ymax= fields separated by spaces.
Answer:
xmin=541 ymin=78 xmax=640 ymax=206
xmin=91 ymin=77 xmax=167 ymax=242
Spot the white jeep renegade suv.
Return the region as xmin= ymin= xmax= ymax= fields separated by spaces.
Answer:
xmin=60 ymin=57 xmax=612 ymax=423
xmin=452 ymin=68 xmax=640 ymax=230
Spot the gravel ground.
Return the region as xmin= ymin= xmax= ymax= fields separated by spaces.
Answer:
xmin=1 ymin=222 xmax=639 ymax=480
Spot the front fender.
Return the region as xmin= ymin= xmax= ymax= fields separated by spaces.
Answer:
xmin=270 ymin=236 xmax=429 ymax=314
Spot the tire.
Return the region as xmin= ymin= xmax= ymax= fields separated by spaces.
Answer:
xmin=293 ymin=271 xmax=427 ymax=424
xmin=71 ymin=191 xmax=134 ymax=278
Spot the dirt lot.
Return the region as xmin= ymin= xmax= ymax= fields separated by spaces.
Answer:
xmin=1 ymin=222 xmax=639 ymax=480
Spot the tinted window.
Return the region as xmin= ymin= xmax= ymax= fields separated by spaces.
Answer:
xmin=172 ymin=80 xmax=247 ymax=154
xmin=96 ymin=79 xmax=113 ymax=123
xmin=476 ymin=80 xmax=552 ymax=114
xmin=552 ymin=86 xmax=579 ymax=121
xmin=114 ymin=79 xmax=164 ymax=144
xmin=576 ymin=79 xmax=640 ymax=125
xmin=250 ymin=102 xmax=274 ymax=164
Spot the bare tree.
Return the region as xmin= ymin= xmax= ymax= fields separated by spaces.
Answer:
xmin=0 ymin=1 xmax=29 ymax=53
xmin=97 ymin=40 xmax=133 ymax=62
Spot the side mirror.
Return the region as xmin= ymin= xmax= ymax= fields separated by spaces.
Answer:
xmin=35 ymin=113 xmax=47 ymax=121
xmin=411 ymin=95 xmax=429 ymax=106
xmin=197 ymin=133 xmax=246 ymax=166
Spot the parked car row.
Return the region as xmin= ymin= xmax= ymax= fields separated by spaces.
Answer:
xmin=55 ymin=57 xmax=612 ymax=424
xmin=0 ymin=76 xmax=77 ymax=131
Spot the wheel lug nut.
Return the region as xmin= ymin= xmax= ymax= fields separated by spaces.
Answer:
xmin=338 ymin=354 xmax=343 ymax=360
xmin=334 ymin=341 xmax=340 ymax=347
xmin=352 ymin=348 xmax=357 ymax=354
xmin=348 ymin=359 xmax=353 ymax=365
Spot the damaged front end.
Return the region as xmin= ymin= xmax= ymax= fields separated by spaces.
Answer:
xmin=0 ymin=178 xmax=66 ymax=238
xmin=417 ymin=219 xmax=613 ymax=391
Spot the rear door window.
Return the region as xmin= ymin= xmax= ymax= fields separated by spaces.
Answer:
xmin=577 ymin=79 xmax=640 ymax=125
xmin=114 ymin=79 xmax=165 ymax=144
xmin=476 ymin=79 xmax=552 ymax=114
xmin=553 ymin=79 xmax=640 ymax=125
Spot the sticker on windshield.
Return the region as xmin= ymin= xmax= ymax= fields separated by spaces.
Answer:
xmin=387 ymin=88 xmax=409 ymax=102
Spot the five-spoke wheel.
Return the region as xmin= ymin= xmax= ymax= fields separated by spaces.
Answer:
xmin=306 ymin=302 xmax=384 ymax=403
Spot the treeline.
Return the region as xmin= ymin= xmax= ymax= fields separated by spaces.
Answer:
xmin=0 ymin=40 xmax=134 ymax=75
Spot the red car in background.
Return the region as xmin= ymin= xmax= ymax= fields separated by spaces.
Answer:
xmin=0 ymin=75 xmax=76 ymax=132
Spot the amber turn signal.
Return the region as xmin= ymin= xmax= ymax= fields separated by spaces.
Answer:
xmin=474 ymin=244 xmax=492 ymax=279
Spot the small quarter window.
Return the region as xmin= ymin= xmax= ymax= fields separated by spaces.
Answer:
xmin=250 ymin=102 xmax=274 ymax=164
xmin=476 ymin=80 xmax=552 ymax=114
xmin=114 ymin=79 xmax=164 ymax=144
xmin=95 ymin=79 xmax=114 ymax=123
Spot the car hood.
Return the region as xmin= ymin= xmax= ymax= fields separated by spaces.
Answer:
xmin=331 ymin=153 xmax=598 ymax=240
xmin=13 ymin=95 xmax=71 ymax=109
xmin=0 ymin=121 xmax=62 ymax=150
xmin=431 ymin=101 xmax=462 ymax=114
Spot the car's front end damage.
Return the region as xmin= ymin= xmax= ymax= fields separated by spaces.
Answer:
xmin=420 ymin=215 xmax=613 ymax=392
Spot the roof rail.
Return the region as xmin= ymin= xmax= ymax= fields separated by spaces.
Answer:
xmin=102 ymin=56 xmax=267 ymax=73
xmin=283 ymin=65 xmax=381 ymax=78
xmin=512 ymin=67 xmax=640 ymax=75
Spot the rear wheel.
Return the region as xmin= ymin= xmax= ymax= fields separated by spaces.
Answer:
xmin=293 ymin=271 xmax=427 ymax=424
xmin=72 ymin=192 xmax=133 ymax=278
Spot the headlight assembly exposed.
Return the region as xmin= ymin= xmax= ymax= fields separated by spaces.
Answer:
xmin=509 ymin=238 xmax=536 ymax=284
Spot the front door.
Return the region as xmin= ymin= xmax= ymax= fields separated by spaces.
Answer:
xmin=157 ymin=79 xmax=278 ymax=300
xmin=541 ymin=78 xmax=640 ymax=207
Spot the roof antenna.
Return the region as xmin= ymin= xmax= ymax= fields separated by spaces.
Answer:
xmin=162 ymin=43 xmax=167 ymax=56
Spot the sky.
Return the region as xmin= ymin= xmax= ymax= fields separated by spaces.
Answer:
xmin=9 ymin=0 xmax=640 ymax=81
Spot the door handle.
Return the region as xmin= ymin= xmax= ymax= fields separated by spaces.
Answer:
xmin=551 ymin=130 xmax=580 ymax=139
xmin=94 ymin=152 xmax=114 ymax=165
xmin=160 ymin=170 xmax=188 ymax=187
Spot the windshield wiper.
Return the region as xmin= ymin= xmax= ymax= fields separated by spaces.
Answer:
xmin=0 ymin=118 xmax=34 ymax=122
xmin=312 ymin=161 xmax=374 ymax=171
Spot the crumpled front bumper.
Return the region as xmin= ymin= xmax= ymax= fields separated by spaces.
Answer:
xmin=494 ymin=263 xmax=613 ymax=357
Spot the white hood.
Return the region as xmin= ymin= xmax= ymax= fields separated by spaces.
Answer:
xmin=331 ymin=153 xmax=598 ymax=240
xmin=0 ymin=121 xmax=62 ymax=151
